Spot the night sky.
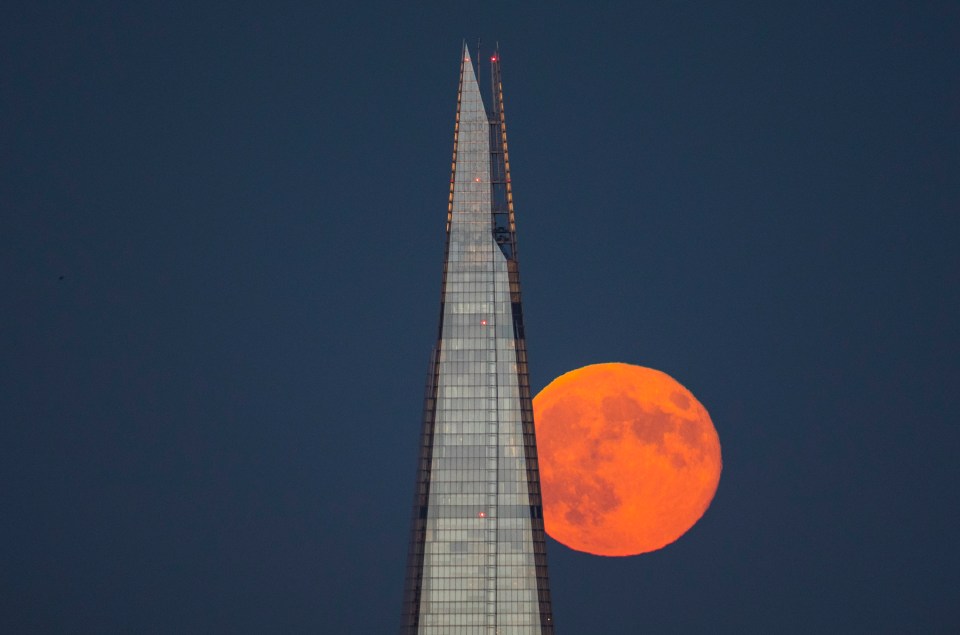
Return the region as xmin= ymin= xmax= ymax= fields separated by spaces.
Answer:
xmin=3 ymin=2 xmax=958 ymax=633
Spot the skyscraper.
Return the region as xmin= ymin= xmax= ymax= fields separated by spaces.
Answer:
xmin=400 ymin=44 xmax=555 ymax=635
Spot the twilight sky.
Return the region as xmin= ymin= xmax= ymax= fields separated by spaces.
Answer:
xmin=2 ymin=1 xmax=958 ymax=633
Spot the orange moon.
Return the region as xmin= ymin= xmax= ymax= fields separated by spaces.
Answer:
xmin=533 ymin=363 xmax=722 ymax=557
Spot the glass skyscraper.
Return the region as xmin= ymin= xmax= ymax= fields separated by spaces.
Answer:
xmin=400 ymin=45 xmax=555 ymax=634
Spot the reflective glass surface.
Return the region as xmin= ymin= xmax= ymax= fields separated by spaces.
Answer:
xmin=402 ymin=47 xmax=554 ymax=635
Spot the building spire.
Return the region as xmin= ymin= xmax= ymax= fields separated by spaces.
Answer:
xmin=400 ymin=44 xmax=555 ymax=634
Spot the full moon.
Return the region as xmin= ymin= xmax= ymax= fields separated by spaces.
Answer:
xmin=533 ymin=363 xmax=722 ymax=557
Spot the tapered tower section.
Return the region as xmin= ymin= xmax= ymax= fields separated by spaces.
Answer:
xmin=401 ymin=45 xmax=555 ymax=634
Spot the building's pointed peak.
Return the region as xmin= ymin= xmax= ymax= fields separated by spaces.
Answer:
xmin=459 ymin=44 xmax=481 ymax=105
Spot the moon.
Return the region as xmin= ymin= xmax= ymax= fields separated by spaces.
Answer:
xmin=533 ymin=363 xmax=722 ymax=557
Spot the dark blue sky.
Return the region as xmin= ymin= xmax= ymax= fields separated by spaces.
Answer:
xmin=3 ymin=1 xmax=958 ymax=632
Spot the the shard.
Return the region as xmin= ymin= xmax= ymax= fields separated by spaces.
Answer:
xmin=400 ymin=44 xmax=555 ymax=634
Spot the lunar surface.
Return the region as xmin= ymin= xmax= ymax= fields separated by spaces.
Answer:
xmin=533 ymin=363 xmax=722 ymax=556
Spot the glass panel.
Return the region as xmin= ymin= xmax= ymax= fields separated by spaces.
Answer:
xmin=403 ymin=46 xmax=554 ymax=635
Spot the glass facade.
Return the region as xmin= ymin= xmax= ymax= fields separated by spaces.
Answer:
xmin=401 ymin=46 xmax=555 ymax=634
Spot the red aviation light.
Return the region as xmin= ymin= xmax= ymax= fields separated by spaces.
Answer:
xmin=480 ymin=319 xmax=487 ymax=326
xmin=477 ymin=511 xmax=487 ymax=519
